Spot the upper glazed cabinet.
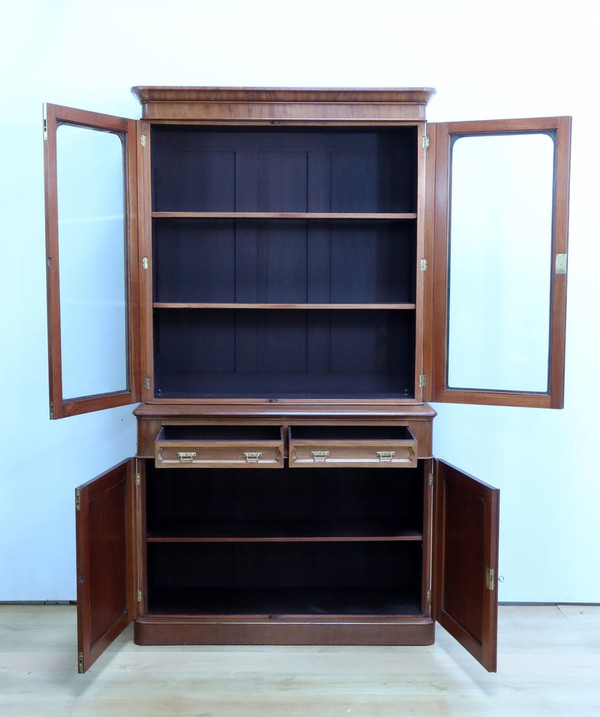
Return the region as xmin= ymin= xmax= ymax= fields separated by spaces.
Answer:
xmin=44 ymin=88 xmax=570 ymax=417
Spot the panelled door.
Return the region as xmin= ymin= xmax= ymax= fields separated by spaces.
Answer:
xmin=75 ymin=459 xmax=137 ymax=673
xmin=433 ymin=459 xmax=500 ymax=672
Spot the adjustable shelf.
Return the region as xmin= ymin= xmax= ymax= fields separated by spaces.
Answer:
xmin=152 ymin=212 xmax=418 ymax=220
xmin=146 ymin=524 xmax=423 ymax=543
xmin=153 ymin=303 xmax=417 ymax=310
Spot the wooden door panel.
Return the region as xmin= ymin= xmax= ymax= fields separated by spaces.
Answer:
xmin=76 ymin=459 xmax=137 ymax=672
xmin=433 ymin=459 xmax=499 ymax=671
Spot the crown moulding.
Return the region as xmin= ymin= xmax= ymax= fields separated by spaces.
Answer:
xmin=131 ymin=86 xmax=436 ymax=122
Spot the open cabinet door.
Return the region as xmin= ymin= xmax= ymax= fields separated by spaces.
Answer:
xmin=76 ymin=459 xmax=137 ymax=673
xmin=433 ymin=460 xmax=499 ymax=672
xmin=44 ymin=104 xmax=140 ymax=418
xmin=425 ymin=117 xmax=570 ymax=408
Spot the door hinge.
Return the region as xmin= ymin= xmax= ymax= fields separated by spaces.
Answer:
xmin=144 ymin=377 xmax=151 ymax=390
xmin=486 ymin=567 xmax=495 ymax=591
xmin=142 ymin=256 xmax=149 ymax=270
xmin=419 ymin=374 xmax=427 ymax=388
xmin=555 ymin=253 xmax=567 ymax=275
xmin=420 ymin=258 xmax=428 ymax=271
xmin=428 ymin=472 xmax=434 ymax=487
xmin=422 ymin=135 xmax=430 ymax=149
xmin=140 ymin=133 xmax=147 ymax=148
xmin=43 ymin=104 xmax=48 ymax=141
xmin=49 ymin=401 xmax=54 ymax=420
xmin=427 ymin=589 xmax=432 ymax=604
xmin=135 ymin=472 xmax=141 ymax=487
xmin=137 ymin=589 xmax=143 ymax=603
xmin=75 ymin=488 xmax=81 ymax=512
xmin=78 ymin=651 xmax=84 ymax=673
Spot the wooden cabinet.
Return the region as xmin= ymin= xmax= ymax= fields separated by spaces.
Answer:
xmin=44 ymin=88 xmax=571 ymax=673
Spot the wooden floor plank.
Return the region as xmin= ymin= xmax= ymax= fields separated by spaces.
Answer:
xmin=0 ymin=604 xmax=599 ymax=716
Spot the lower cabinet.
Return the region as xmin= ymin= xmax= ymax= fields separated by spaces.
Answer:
xmin=75 ymin=416 xmax=499 ymax=673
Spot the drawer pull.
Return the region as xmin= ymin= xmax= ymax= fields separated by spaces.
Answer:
xmin=244 ymin=451 xmax=263 ymax=463
xmin=376 ymin=450 xmax=396 ymax=462
xmin=177 ymin=451 xmax=197 ymax=463
xmin=311 ymin=450 xmax=330 ymax=462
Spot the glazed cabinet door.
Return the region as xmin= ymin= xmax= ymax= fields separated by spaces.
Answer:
xmin=44 ymin=104 xmax=140 ymax=418
xmin=426 ymin=117 xmax=571 ymax=408
xmin=433 ymin=459 xmax=499 ymax=672
xmin=76 ymin=459 xmax=138 ymax=673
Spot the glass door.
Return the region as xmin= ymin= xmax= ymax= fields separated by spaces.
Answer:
xmin=427 ymin=117 xmax=571 ymax=408
xmin=44 ymin=104 xmax=140 ymax=418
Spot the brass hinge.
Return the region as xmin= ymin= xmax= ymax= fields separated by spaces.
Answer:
xmin=49 ymin=401 xmax=54 ymax=420
xmin=422 ymin=135 xmax=430 ymax=149
xmin=142 ymin=256 xmax=149 ymax=270
xmin=420 ymin=258 xmax=428 ymax=271
xmin=427 ymin=590 xmax=432 ymax=604
xmin=555 ymin=253 xmax=567 ymax=275
xmin=137 ymin=589 xmax=143 ymax=603
xmin=78 ymin=651 xmax=84 ymax=673
xmin=486 ymin=567 xmax=495 ymax=591
xmin=419 ymin=374 xmax=427 ymax=388
xmin=75 ymin=489 xmax=81 ymax=512
xmin=135 ymin=472 xmax=141 ymax=487
xmin=144 ymin=377 xmax=151 ymax=390
xmin=140 ymin=133 xmax=147 ymax=148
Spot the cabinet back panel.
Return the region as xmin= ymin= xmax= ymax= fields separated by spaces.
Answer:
xmin=147 ymin=542 xmax=422 ymax=592
xmin=153 ymin=220 xmax=416 ymax=304
xmin=153 ymin=309 xmax=415 ymax=398
xmin=151 ymin=127 xmax=418 ymax=213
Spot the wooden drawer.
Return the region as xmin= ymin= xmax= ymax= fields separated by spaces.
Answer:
xmin=288 ymin=426 xmax=417 ymax=468
xmin=155 ymin=426 xmax=284 ymax=468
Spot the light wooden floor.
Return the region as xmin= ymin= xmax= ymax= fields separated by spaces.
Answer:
xmin=0 ymin=604 xmax=599 ymax=716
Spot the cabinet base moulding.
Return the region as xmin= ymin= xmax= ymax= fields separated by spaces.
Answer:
xmin=133 ymin=616 xmax=435 ymax=646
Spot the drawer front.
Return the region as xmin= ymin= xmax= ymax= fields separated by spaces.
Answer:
xmin=289 ymin=427 xmax=417 ymax=469
xmin=155 ymin=442 xmax=283 ymax=468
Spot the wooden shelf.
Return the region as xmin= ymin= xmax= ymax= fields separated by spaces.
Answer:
xmin=152 ymin=212 xmax=418 ymax=220
xmin=153 ymin=303 xmax=417 ymax=310
xmin=147 ymin=523 xmax=423 ymax=543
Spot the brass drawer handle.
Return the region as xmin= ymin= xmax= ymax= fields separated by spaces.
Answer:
xmin=376 ymin=450 xmax=396 ymax=462
xmin=244 ymin=451 xmax=263 ymax=463
xmin=177 ymin=451 xmax=197 ymax=463
xmin=311 ymin=450 xmax=330 ymax=462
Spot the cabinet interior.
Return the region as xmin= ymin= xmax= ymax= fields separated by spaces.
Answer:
xmin=150 ymin=125 xmax=418 ymax=213
xmin=149 ymin=124 xmax=419 ymax=400
xmin=145 ymin=461 xmax=425 ymax=616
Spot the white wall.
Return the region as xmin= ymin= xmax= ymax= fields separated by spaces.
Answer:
xmin=1 ymin=0 xmax=598 ymax=603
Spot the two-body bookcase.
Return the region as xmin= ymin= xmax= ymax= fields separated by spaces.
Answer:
xmin=44 ymin=88 xmax=571 ymax=673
